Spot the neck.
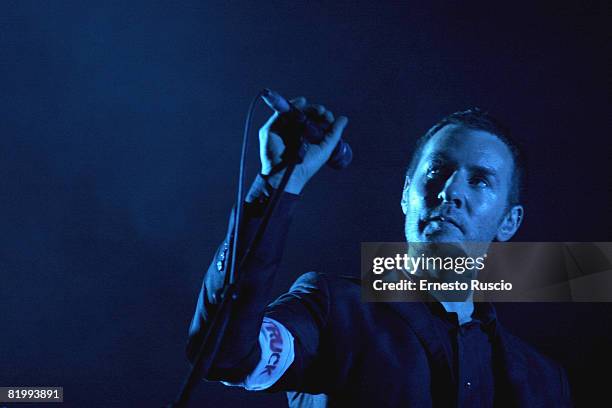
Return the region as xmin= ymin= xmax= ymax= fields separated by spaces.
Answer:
xmin=400 ymin=260 xmax=476 ymax=323
xmin=406 ymin=269 xmax=475 ymax=324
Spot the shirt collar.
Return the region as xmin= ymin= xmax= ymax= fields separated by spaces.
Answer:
xmin=426 ymin=300 xmax=498 ymax=333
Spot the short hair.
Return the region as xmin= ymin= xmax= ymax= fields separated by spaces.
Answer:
xmin=405 ymin=108 xmax=524 ymax=206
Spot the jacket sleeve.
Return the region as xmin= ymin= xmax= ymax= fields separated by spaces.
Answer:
xmin=186 ymin=176 xmax=300 ymax=382
xmin=261 ymin=271 xmax=332 ymax=393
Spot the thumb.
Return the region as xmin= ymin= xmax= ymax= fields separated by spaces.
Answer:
xmin=319 ymin=116 xmax=348 ymax=155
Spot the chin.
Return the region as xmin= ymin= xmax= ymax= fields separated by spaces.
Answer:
xmin=422 ymin=231 xmax=464 ymax=243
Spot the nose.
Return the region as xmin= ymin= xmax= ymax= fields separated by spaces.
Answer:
xmin=437 ymin=171 xmax=465 ymax=208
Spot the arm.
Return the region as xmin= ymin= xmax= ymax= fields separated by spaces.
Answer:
xmin=186 ymin=175 xmax=300 ymax=381
xmin=186 ymin=97 xmax=348 ymax=383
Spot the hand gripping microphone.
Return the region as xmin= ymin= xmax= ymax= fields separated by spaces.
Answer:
xmin=261 ymin=89 xmax=352 ymax=169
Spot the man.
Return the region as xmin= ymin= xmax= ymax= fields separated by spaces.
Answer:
xmin=187 ymin=98 xmax=572 ymax=407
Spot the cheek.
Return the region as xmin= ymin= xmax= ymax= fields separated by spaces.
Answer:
xmin=408 ymin=187 xmax=424 ymax=209
xmin=469 ymin=195 xmax=506 ymax=234
xmin=404 ymin=189 xmax=424 ymax=234
xmin=468 ymin=187 xmax=502 ymax=212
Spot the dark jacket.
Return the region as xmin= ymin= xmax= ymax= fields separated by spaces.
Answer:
xmin=187 ymin=192 xmax=572 ymax=407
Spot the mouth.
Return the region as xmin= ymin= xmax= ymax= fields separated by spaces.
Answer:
xmin=421 ymin=215 xmax=464 ymax=234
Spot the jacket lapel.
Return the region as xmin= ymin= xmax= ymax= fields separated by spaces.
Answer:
xmin=383 ymin=302 xmax=456 ymax=405
xmin=385 ymin=301 xmax=538 ymax=407
xmin=493 ymin=325 xmax=531 ymax=407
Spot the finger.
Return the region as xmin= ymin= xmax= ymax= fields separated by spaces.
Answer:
xmin=323 ymin=109 xmax=335 ymax=123
xmin=309 ymin=104 xmax=326 ymax=116
xmin=289 ymin=97 xmax=307 ymax=110
xmin=319 ymin=116 xmax=348 ymax=154
xmin=259 ymin=112 xmax=279 ymax=139
xmin=305 ymin=105 xmax=334 ymax=124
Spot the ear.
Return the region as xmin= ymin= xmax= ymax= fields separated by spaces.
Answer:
xmin=495 ymin=205 xmax=524 ymax=242
xmin=401 ymin=175 xmax=410 ymax=215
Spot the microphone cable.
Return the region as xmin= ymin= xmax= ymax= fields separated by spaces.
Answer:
xmin=169 ymin=89 xmax=295 ymax=408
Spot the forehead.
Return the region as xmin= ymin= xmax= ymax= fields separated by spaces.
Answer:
xmin=418 ymin=124 xmax=515 ymax=178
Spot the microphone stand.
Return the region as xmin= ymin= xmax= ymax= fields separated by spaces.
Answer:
xmin=167 ymin=144 xmax=303 ymax=407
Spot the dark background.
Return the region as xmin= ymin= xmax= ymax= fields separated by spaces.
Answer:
xmin=1 ymin=1 xmax=610 ymax=407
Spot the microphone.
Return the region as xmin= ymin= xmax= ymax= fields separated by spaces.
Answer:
xmin=261 ymin=89 xmax=352 ymax=169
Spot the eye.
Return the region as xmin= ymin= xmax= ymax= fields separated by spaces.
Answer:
xmin=426 ymin=168 xmax=440 ymax=179
xmin=426 ymin=166 xmax=443 ymax=179
xmin=470 ymin=176 xmax=489 ymax=188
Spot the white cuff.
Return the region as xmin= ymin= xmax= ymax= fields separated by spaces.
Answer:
xmin=221 ymin=317 xmax=295 ymax=391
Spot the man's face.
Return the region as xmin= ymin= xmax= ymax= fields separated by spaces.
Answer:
xmin=402 ymin=125 xmax=518 ymax=245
